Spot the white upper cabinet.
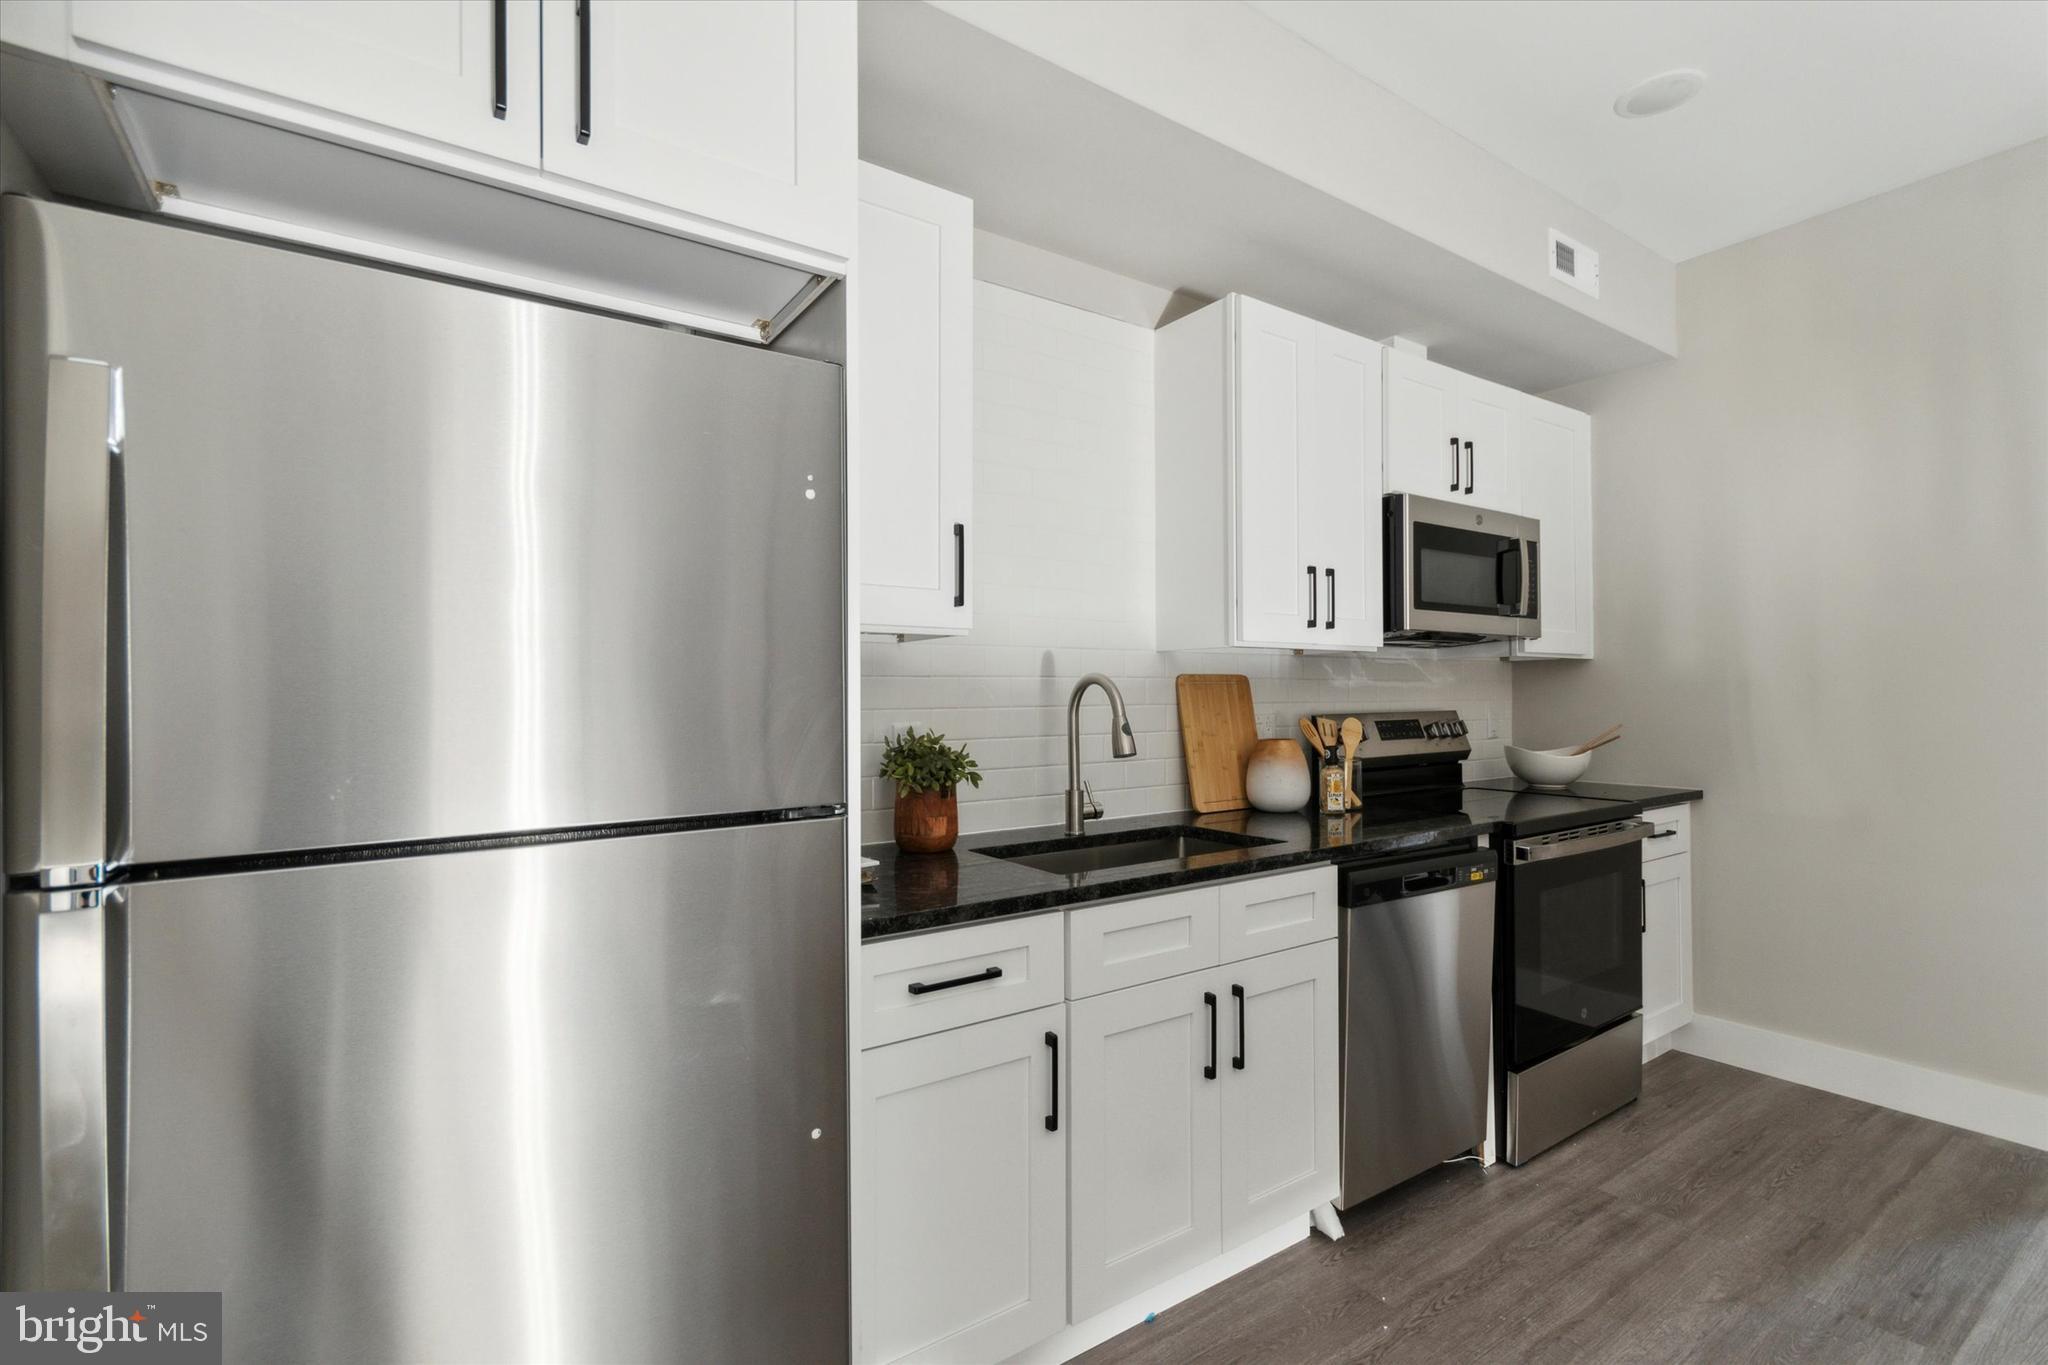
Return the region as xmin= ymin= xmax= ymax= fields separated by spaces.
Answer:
xmin=10 ymin=0 xmax=857 ymax=340
xmin=69 ymin=0 xmax=541 ymax=165
xmin=538 ymin=0 xmax=854 ymax=257
xmin=856 ymin=164 xmax=973 ymax=638
xmin=1157 ymin=295 xmax=1384 ymax=653
xmin=1384 ymin=349 xmax=1521 ymax=512
xmin=1513 ymin=396 xmax=1595 ymax=659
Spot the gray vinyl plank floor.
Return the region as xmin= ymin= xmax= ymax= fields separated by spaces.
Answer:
xmin=1075 ymin=1051 xmax=2048 ymax=1365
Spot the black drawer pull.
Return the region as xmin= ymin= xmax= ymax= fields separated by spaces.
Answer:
xmin=954 ymin=522 xmax=966 ymax=608
xmin=1044 ymin=1031 xmax=1060 ymax=1132
xmin=575 ymin=0 xmax=592 ymax=144
xmin=1648 ymin=829 xmax=1678 ymax=839
xmin=1204 ymin=990 xmax=1218 ymax=1080
xmin=907 ymin=965 xmax=1002 ymax=996
xmin=491 ymin=0 xmax=508 ymax=119
xmin=1231 ymin=983 xmax=1246 ymax=1070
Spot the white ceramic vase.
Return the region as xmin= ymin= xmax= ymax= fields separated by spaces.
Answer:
xmin=1245 ymin=738 xmax=1312 ymax=812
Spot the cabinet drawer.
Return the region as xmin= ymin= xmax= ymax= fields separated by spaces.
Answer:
xmin=1642 ymin=804 xmax=1691 ymax=862
xmin=862 ymin=914 xmax=1065 ymax=1049
xmin=1219 ymin=865 xmax=1338 ymax=962
xmin=1067 ymin=886 xmax=1222 ymax=999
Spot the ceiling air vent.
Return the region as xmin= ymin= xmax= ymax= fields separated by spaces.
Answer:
xmin=1548 ymin=229 xmax=1599 ymax=298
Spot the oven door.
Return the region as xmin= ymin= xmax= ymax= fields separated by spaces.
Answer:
xmin=1385 ymin=494 xmax=1541 ymax=640
xmin=1505 ymin=821 xmax=1649 ymax=1070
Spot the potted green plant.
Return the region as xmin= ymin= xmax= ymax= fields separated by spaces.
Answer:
xmin=880 ymin=727 xmax=982 ymax=853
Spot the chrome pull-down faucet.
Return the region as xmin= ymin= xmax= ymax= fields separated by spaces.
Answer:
xmin=1065 ymin=673 xmax=1137 ymax=836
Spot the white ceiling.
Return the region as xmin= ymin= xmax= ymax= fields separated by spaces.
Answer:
xmin=1248 ymin=0 xmax=2048 ymax=261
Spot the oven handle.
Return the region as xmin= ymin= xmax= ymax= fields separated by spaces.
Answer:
xmin=1511 ymin=820 xmax=1652 ymax=863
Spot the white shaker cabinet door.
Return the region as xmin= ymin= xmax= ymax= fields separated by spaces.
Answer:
xmin=1233 ymin=297 xmax=1321 ymax=648
xmin=1455 ymin=370 xmax=1522 ymax=512
xmin=1218 ymin=942 xmax=1340 ymax=1247
xmin=859 ymin=1005 xmax=1068 ymax=1365
xmin=856 ymin=164 xmax=973 ymax=636
xmin=1641 ymin=854 xmax=1694 ymax=1044
xmin=1309 ymin=324 xmax=1384 ymax=649
xmin=539 ymin=0 xmax=854 ymax=257
xmin=70 ymin=0 xmax=541 ymax=165
xmin=1068 ymin=971 xmax=1224 ymax=1320
xmin=1513 ymin=396 xmax=1595 ymax=658
xmin=1383 ymin=347 xmax=1461 ymax=499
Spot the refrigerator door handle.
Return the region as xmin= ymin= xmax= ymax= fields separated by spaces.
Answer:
xmin=11 ymin=357 xmax=122 ymax=887
xmin=3 ymin=888 xmax=116 ymax=1290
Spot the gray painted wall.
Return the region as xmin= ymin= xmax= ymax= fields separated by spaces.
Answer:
xmin=1516 ymin=140 xmax=2048 ymax=1096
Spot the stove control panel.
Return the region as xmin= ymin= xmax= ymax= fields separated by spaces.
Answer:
xmin=1303 ymin=709 xmax=1472 ymax=767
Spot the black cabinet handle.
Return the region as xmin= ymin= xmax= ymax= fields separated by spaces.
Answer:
xmin=491 ymin=0 xmax=508 ymax=119
xmin=1464 ymin=440 xmax=1475 ymax=496
xmin=1325 ymin=568 xmax=1335 ymax=629
xmin=1044 ymin=1031 xmax=1060 ymax=1132
xmin=906 ymin=965 xmax=1001 ymax=996
xmin=575 ymin=0 xmax=592 ymax=144
xmin=953 ymin=522 xmax=966 ymax=608
xmin=1231 ymin=983 xmax=1246 ymax=1070
xmin=1648 ymin=829 xmax=1678 ymax=839
xmin=1204 ymin=990 xmax=1218 ymax=1080
xmin=1448 ymin=436 xmax=1460 ymax=492
xmin=1306 ymin=565 xmax=1317 ymax=628
xmin=1640 ymin=879 xmax=1648 ymax=934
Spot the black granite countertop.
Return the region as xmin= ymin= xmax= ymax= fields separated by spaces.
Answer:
xmin=861 ymin=805 xmax=1481 ymax=941
xmin=1464 ymin=778 xmax=1706 ymax=807
xmin=862 ymin=779 xmax=1705 ymax=942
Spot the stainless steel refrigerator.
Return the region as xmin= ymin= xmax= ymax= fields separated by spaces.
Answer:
xmin=1 ymin=197 xmax=848 ymax=1362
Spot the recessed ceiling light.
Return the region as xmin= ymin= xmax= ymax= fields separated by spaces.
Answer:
xmin=1613 ymin=69 xmax=1706 ymax=119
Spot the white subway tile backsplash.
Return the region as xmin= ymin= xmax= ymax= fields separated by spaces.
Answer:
xmin=860 ymin=282 xmax=1513 ymax=844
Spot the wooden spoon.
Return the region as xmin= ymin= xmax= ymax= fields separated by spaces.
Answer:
xmin=1567 ymin=724 xmax=1623 ymax=756
xmin=1339 ymin=717 xmax=1363 ymax=809
xmin=1298 ymin=716 xmax=1327 ymax=756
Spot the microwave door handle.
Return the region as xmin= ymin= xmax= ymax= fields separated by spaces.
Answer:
xmin=1495 ymin=543 xmax=1522 ymax=615
xmin=1520 ymin=539 xmax=1536 ymax=618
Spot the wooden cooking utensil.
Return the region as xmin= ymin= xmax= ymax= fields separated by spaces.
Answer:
xmin=1339 ymin=716 xmax=1363 ymax=809
xmin=1568 ymin=724 xmax=1623 ymax=756
xmin=1298 ymin=716 xmax=1327 ymax=756
xmin=1175 ymin=674 xmax=1260 ymax=813
xmin=1318 ymin=716 xmax=1339 ymax=751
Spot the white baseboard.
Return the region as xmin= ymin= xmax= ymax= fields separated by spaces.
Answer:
xmin=1003 ymin=1219 xmax=1308 ymax=1365
xmin=1674 ymin=1014 xmax=2048 ymax=1152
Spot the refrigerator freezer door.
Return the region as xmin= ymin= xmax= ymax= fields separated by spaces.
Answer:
xmin=100 ymin=819 xmax=846 ymax=1362
xmin=3 ymin=198 xmax=844 ymax=870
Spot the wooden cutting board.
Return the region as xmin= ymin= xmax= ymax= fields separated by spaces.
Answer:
xmin=1176 ymin=674 xmax=1258 ymax=813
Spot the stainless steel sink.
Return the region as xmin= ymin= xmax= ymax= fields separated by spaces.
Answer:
xmin=980 ymin=825 xmax=1281 ymax=878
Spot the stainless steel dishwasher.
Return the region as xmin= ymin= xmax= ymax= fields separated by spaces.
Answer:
xmin=1337 ymin=845 xmax=1499 ymax=1208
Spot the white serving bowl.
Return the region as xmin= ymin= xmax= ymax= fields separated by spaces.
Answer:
xmin=1504 ymin=744 xmax=1592 ymax=789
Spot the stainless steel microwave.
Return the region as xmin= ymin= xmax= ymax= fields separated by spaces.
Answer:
xmin=1383 ymin=493 xmax=1541 ymax=644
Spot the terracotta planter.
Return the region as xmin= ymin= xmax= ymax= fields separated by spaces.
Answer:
xmin=894 ymin=787 xmax=960 ymax=853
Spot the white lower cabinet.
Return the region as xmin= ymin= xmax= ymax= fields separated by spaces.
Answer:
xmin=1067 ymin=971 xmax=1224 ymax=1320
xmin=1641 ymin=804 xmax=1696 ymax=1045
xmin=858 ymin=871 xmax=1341 ymax=1363
xmin=1218 ymin=943 xmax=1341 ymax=1245
xmin=1068 ymin=939 xmax=1340 ymax=1320
xmin=1641 ymin=851 xmax=1694 ymax=1044
xmin=859 ymin=1004 xmax=1067 ymax=1365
